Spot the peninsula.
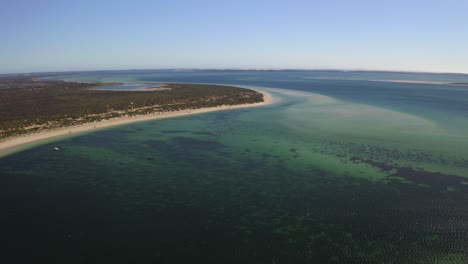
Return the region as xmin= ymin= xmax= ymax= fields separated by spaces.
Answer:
xmin=0 ymin=77 xmax=271 ymax=157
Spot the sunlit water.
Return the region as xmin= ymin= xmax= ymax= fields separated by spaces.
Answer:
xmin=2 ymin=70 xmax=468 ymax=263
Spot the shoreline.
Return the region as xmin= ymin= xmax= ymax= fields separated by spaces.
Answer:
xmin=0 ymin=90 xmax=272 ymax=158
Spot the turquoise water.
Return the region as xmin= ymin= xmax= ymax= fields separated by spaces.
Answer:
xmin=2 ymin=70 xmax=468 ymax=263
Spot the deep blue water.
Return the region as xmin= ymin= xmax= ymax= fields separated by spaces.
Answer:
xmin=2 ymin=70 xmax=468 ymax=263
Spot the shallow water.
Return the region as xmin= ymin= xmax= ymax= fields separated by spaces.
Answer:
xmin=2 ymin=70 xmax=468 ymax=263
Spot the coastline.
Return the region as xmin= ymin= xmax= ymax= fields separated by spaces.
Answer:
xmin=0 ymin=90 xmax=272 ymax=158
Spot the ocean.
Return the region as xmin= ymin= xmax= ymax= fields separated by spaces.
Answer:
xmin=2 ymin=70 xmax=468 ymax=263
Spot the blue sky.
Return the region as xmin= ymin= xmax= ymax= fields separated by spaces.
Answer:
xmin=1 ymin=0 xmax=468 ymax=74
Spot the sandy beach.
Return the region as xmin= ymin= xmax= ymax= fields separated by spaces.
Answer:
xmin=0 ymin=90 xmax=272 ymax=158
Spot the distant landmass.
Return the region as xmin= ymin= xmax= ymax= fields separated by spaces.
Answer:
xmin=1 ymin=69 xmax=467 ymax=77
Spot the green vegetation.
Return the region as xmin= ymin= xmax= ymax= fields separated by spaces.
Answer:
xmin=0 ymin=78 xmax=263 ymax=139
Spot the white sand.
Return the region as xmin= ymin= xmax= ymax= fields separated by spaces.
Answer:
xmin=0 ymin=90 xmax=272 ymax=158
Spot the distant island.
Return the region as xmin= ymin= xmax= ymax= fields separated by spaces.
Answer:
xmin=0 ymin=76 xmax=270 ymax=156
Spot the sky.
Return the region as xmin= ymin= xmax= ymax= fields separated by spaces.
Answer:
xmin=1 ymin=0 xmax=468 ymax=74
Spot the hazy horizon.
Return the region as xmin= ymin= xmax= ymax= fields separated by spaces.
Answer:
xmin=3 ymin=68 xmax=468 ymax=77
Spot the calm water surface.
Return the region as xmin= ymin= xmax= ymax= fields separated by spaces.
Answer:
xmin=2 ymin=71 xmax=468 ymax=263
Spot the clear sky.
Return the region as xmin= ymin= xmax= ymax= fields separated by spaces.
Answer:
xmin=1 ymin=0 xmax=468 ymax=74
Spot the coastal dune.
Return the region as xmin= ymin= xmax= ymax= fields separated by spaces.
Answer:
xmin=0 ymin=90 xmax=271 ymax=158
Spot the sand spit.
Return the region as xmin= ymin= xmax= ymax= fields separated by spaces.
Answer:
xmin=0 ymin=90 xmax=272 ymax=158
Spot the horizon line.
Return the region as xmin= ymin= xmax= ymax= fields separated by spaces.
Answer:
xmin=1 ymin=68 xmax=468 ymax=76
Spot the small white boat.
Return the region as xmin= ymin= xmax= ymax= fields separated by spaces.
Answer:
xmin=53 ymin=147 xmax=60 ymax=151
